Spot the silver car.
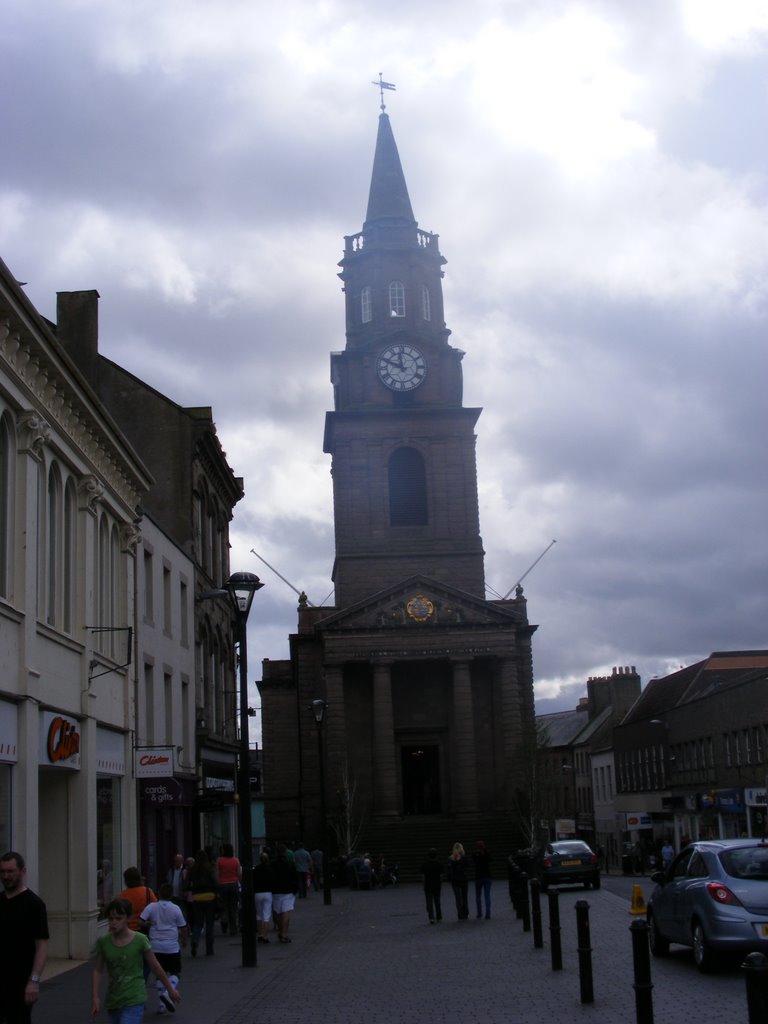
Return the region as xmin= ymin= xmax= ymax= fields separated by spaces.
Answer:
xmin=647 ymin=838 xmax=768 ymax=972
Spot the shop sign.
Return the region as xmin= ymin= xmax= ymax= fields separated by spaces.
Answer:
xmin=203 ymin=770 xmax=235 ymax=794
xmin=134 ymin=747 xmax=175 ymax=778
xmin=41 ymin=711 xmax=81 ymax=769
xmin=745 ymin=788 xmax=767 ymax=807
xmin=701 ymin=788 xmax=745 ymax=813
xmin=624 ymin=812 xmax=652 ymax=829
xmin=0 ymin=701 xmax=18 ymax=763
xmin=140 ymin=778 xmax=196 ymax=807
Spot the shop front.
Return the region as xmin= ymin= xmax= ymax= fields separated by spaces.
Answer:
xmin=136 ymin=750 xmax=196 ymax=890
xmin=198 ymin=751 xmax=237 ymax=856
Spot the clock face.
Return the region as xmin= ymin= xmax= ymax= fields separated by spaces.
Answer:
xmin=377 ymin=344 xmax=427 ymax=392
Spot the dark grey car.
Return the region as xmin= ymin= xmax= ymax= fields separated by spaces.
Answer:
xmin=535 ymin=840 xmax=600 ymax=891
xmin=647 ymin=838 xmax=768 ymax=972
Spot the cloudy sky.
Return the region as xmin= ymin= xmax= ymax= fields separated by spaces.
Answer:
xmin=2 ymin=0 xmax=767 ymax=721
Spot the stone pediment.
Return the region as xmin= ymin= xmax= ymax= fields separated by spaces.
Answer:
xmin=314 ymin=575 xmax=523 ymax=633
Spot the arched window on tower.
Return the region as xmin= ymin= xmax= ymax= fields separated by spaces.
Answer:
xmin=361 ymin=286 xmax=372 ymax=323
xmin=389 ymin=447 xmax=428 ymax=526
xmin=389 ymin=281 xmax=405 ymax=318
xmin=422 ymin=284 xmax=431 ymax=321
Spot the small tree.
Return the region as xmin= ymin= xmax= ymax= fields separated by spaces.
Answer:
xmin=513 ymin=718 xmax=551 ymax=850
xmin=329 ymin=759 xmax=364 ymax=855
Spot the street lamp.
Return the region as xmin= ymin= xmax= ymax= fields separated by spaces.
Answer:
xmin=311 ymin=698 xmax=332 ymax=906
xmin=225 ymin=571 xmax=264 ymax=968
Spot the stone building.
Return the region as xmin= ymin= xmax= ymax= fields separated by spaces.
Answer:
xmin=0 ymin=258 xmax=151 ymax=957
xmin=259 ymin=112 xmax=537 ymax=866
xmin=56 ymin=290 xmax=245 ymax=876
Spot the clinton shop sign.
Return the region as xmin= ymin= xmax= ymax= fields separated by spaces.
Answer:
xmin=40 ymin=711 xmax=81 ymax=769
xmin=134 ymin=747 xmax=175 ymax=778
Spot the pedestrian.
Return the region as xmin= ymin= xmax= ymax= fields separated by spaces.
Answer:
xmin=139 ymin=882 xmax=188 ymax=1015
xmin=292 ymin=843 xmax=312 ymax=898
xmin=185 ymin=850 xmax=218 ymax=957
xmin=165 ymin=854 xmax=187 ymax=913
xmin=215 ymin=843 xmax=241 ymax=936
xmin=661 ymin=840 xmax=675 ymax=870
xmin=92 ymin=897 xmax=180 ymax=1022
xmin=0 ymin=850 xmax=49 ymax=1024
xmin=271 ymin=845 xmax=298 ymax=943
xmin=310 ymin=848 xmax=323 ymax=892
xmin=253 ymin=852 xmax=273 ymax=944
xmin=472 ymin=840 xmax=492 ymax=919
xmin=446 ymin=842 xmax=469 ymax=920
xmin=117 ymin=867 xmax=157 ymax=931
xmin=419 ymin=848 xmax=443 ymax=924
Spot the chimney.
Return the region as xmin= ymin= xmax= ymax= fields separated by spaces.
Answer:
xmin=56 ymin=290 xmax=100 ymax=385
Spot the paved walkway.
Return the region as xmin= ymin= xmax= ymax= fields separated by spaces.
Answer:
xmin=42 ymin=881 xmax=749 ymax=1024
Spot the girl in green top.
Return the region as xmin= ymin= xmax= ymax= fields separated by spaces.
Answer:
xmin=92 ymin=898 xmax=181 ymax=1022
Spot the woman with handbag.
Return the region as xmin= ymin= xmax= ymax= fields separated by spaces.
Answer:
xmin=185 ymin=850 xmax=218 ymax=957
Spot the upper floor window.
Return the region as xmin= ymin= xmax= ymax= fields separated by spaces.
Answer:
xmin=389 ymin=281 xmax=405 ymax=318
xmin=43 ymin=461 xmax=77 ymax=633
xmin=388 ymin=447 xmax=428 ymax=526
xmin=421 ymin=285 xmax=431 ymax=321
xmin=361 ymin=286 xmax=372 ymax=323
xmin=0 ymin=412 xmax=14 ymax=599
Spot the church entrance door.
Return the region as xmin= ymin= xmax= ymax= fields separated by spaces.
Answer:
xmin=401 ymin=745 xmax=441 ymax=815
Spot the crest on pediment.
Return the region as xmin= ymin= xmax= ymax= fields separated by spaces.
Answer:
xmin=315 ymin=575 xmax=523 ymax=633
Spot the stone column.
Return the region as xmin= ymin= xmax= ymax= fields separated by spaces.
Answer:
xmin=372 ymin=661 xmax=398 ymax=816
xmin=324 ymin=663 xmax=347 ymax=796
xmin=499 ymin=657 xmax=522 ymax=809
xmin=452 ymin=659 xmax=479 ymax=814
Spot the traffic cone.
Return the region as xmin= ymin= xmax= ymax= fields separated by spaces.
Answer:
xmin=629 ymin=883 xmax=646 ymax=915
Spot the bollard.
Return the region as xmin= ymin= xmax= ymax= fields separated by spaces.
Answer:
xmin=629 ymin=918 xmax=654 ymax=1024
xmin=547 ymin=888 xmax=562 ymax=971
xmin=507 ymin=855 xmax=518 ymax=905
xmin=575 ymin=899 xmax=594 ymax=1004
xmin=513 ymin=870 xmax=525 ymax=918
xmin=742 ymin=952 xmax=768 ymax=1023
xmin=520 ymin=873 xmax=531 ymax=932
xmin=530 ymin=878 xmax=543 ymax=949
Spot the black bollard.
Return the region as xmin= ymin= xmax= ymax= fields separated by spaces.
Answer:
xmin=575 ymin=899 xmax=594 ymax=1004
xmin=507 ymin=855 xmax=517 ymax=905
xmin=520 ymin=873 xmax=531 ymax=932
xmin=547 ymin=888 xmax=562 ymax=971
xmin=629 ymin=918 xmax=654 ymax=1024
xmin=530 ymin=878 xmax=543 ymax=949
xmin=742 ymin=952 xmax=768 ymax=1023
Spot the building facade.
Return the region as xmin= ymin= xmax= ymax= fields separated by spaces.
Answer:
xmin=56 ymin=290 xmax=245 ymax=879
xmin=260 ymin=112 xmax=537 ymax=866
xmin=0 ymin=259 xmax=151 ymax=957
xmin=614 ymin=651 xmax=768 ymax=858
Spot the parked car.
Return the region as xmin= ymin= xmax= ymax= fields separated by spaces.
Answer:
xmin=646 ymin=838 xmax=768 ymax=972
xmin=534 ymin=840 xmax=600 ymax=891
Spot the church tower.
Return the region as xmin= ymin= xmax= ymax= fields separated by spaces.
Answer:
xmin=259 ymin=110 xmax=536 ymax=865
xmin=325 ymin=111 xmax=485 ymax=607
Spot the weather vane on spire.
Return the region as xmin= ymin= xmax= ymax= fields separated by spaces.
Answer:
xmin=372 ymin=72 xmax=396 ymax=111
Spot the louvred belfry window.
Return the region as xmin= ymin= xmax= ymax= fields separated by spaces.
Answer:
xmin=389 ymin=447 xmax=428 ymax=526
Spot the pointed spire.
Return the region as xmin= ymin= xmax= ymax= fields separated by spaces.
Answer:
xmin=364 ymin=113 xmax=415 ymax=228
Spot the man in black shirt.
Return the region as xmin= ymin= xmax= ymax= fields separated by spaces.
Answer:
xmin=0 ymin=851 xmax=49 ymax=1024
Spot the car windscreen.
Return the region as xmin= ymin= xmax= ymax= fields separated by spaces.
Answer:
xmin=720 ymin=847 xmax=768 ymax=880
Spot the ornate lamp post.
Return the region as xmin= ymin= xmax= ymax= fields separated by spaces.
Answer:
xmin=225 ymin=571 xmax=264 ymax=968
xmin=311 ymin=698 xmax=332 ymax=906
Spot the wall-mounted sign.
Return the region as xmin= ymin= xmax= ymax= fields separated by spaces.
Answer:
xmin=134 ymin=747 xmax=175 ymax=778
xmin=0 ymin=701 xmax=18 ymax=764
xmin=41 ymin=711 xmax=81 ymax=769
xmin=624 ymin=812 xmax=652 ymax=829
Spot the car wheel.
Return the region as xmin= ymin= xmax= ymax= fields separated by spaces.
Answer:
xmin=692 ymin=920 xmax=715 ymax=973
xmin=647 ymin=912 xmax=669 ymax=957
xmin=583 ymin=880 xmax=591 ymax=890
xmin=592 ymin=874 xmax=601 ymax=890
